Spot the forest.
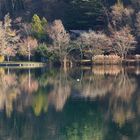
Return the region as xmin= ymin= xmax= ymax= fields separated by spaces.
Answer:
xmin=0 ymin=0 xmax=139 ymax=29
xmin=0 ymin=0 xmax=140 ymax=67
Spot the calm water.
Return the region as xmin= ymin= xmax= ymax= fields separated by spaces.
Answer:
xmin=0 ymin=66 xmax=140 ymax=140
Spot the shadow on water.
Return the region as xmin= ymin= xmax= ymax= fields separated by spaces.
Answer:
xmin=0 ymin=66 xmax=140 ymax=140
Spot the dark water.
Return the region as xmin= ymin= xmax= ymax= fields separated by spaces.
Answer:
xmin=0 ymin=66 xmax=140 ymax=140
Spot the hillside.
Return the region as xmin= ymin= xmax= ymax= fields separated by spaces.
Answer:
xmin=0 ymin=0 xmax=119 ymax=29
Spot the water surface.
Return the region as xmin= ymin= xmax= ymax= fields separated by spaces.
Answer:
xmin=0 ymin=66 xmax=140 ymax=140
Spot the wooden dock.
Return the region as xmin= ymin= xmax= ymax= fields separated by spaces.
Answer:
xmin=0 ymin=62 xmax=45 ymax=68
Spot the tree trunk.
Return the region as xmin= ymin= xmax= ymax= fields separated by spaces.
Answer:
xmin=28 ymin=54 xmax=31 ymax=61
xmin=28 ymin=44 xmax=31 ymax=61
xmin=120 ymin=53 xmax=125 ymax=64
xmin=70 ymin=60 xmax=73 ymax=68
xmin=91 ymin=56 xmax=94 ymax=65
xmin=63 ymin=56 xmax=67 ymax=73
xmin=7 ymin=56 xmax=10 ymax=62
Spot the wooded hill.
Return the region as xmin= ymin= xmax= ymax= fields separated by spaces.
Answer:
xmin=0 ymin=0 xmax=139 ymax=29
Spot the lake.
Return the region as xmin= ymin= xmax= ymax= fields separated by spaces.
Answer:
xmin=0 ymin=65 xmax=140 ymax=140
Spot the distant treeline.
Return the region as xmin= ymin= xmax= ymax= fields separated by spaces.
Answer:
xmin=0 ymin=0 xmax=139 ymax=30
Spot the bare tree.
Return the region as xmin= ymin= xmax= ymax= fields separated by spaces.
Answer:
xmin=0 ymin=22 xmax=6 ymax=56
xmin=19 ymin=36 xmax=38 ymax=61
xmin=111 ymin=27 xmax=136 ymax=59
xmin=110 ymin=0 xmax=134 ymax=30
xmin=0 ymin=14 xmax=19 ymax=61
xmin=48 ymin=20 xmax=70 ymax=69
xmin=79 ymin=30 xmax=111 ymax=60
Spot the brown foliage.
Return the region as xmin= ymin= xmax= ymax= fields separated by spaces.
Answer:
xmin=19 ymin=36 xmax=38 ymax=60
xmin=110 ymin=27 xmax=136 ymax=58
xmin=48 ymin=20 xmax=70 ymax=60
xmin=79 ymin=31 xmax=111 ymax=58
xmin=110 ymin=1 xmax=134 ymax=30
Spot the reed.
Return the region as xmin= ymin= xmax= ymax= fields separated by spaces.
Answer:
xmin=93 ymin=55 xmax=121 ymax=64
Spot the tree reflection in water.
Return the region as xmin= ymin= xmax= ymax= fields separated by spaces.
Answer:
xmin=0 ymin=66 xmax=139 ymax=140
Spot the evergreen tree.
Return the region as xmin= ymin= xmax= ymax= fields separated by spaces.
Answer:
xmin=32 ymin=14 xmax=43 ymax=34
xmin=31 ymin=14 xmax=48 ymax=40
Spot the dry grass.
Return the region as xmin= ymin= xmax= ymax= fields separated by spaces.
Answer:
xmin=93 ymin=55 xmax=121 ymax=64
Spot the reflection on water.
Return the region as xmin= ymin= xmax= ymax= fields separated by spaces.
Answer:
xmin=0 ymin=66 xmax=140 ymax=140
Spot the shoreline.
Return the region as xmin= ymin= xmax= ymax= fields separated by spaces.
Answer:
xmin=0 ymin=62 xmax=45 ymax=68
xmin=1 ymin=58 xmax=140 ymax=68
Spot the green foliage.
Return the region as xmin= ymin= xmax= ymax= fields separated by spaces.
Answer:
xmin=65 ymin=0 xmax=105 ymax=29
xmin=32 ymin=14 xmax=43 ymax=34
xmin=31 ymin=14 xmax=48 ymax=40
xmin=36 ymin=43 xmax=59 ymax=62
xmin=41 ymin=17 xmax=48 ymax=29
xmin=36 ymin=43 xmax=48 ymax=58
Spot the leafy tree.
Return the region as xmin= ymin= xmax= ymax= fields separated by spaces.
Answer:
xmin=36 ymin=43 xmax=48 ymax=59
xmin=36 ymin=43 xmax=59 ymax=62
xmin=41 ymin=17 xmax=48 ymax=31
xmin=32 ymin=14 xmax=43 ymax=34
xmin=31 ymin=14 xmax=48 ymax=40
